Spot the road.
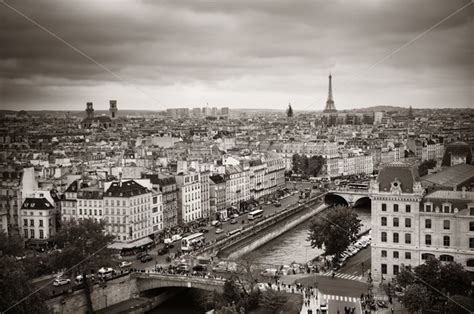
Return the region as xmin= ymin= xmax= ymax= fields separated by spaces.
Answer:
xmin=338 ymin=246 xmax=371 ymax=278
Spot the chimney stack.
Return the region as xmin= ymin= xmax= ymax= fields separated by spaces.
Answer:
xmin=461 ymin=186 xmax=466 ymax=198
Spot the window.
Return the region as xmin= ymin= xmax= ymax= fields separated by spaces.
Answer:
xmin=405 ymin=252 xmax=411 ymax=260
xmin=470 ymin=238 xmax=474 ymax=249
xmin=381 ymin=250 xmax=387 ymax=258
xmin=39 ymin=230 xmax=44 ymax=239
xmin=393 ymin=251 xmax=399 ymax=259
xmin=405 ymin=233 xmax=411 ymax=244
xmin=425 ymin=204 xmax=432 ymax=212
xmin=425 ymin=234 xmax=432 ymax=245
xmin=393 ymin=217 xmax=399 ymax=227
xmin=422 ymin=253 xmax=435 ymax=260
xmin=39 ymin=220 xmax=43 ymax=227
xmin=24 ymin=229 xmax=28 ymax=238
xmin=440 ymin=255 xmax=454 ymax=262
xmin=381 ymin=264 xmax=387 ymax=274
xmin=393 ymin=204 xmax=399 ymax=212
xmin=467 ymin=259 xmax=474 ymax=267
xmin=405 ymin=218 xmax=411 ymax=228
xmin=30 ymin=219 xmax=34 ymax=227
xmin=30 ymin=229 xmax=35 ymax=238
xmin=381 ymin=232 xmax=387 ymax=243
xmin=79 ymin=208 xmax=82 ymax=215
xmin=393 ymin=233 xmax=399 ymax=243
xmin=393 ymin=265 xmax=399 ymax=275
xmin=405 ymin=204 xmax=411 ymax=213
xmin=443 ymin=205 xmax=450 ymax=213
xmin=23 ymin=219 xmax=27 ymax=227
xmin=425 ymin=219 xmax=432 ymax=229
xmin=443 ymin=236 xmax=450 ymax=247
xmin=443 ymin=220 xmax=450 ymax=230
xmin=381 ymin=217 xmax=387 ymax=226
xmin=382 ymin=203 xmax=387 ymax=212
xmin=471 ymin=208 xmax=474 ymax=216
xmin=470 ymin=221 xmax=474 ymax=232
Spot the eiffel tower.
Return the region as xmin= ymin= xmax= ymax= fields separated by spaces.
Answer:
xmin=323 ymin=74 xmax=337 ymax=113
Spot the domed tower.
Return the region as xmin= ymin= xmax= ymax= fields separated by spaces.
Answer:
xmin=109 ymin=100 xmax=118 ymax=119
xmin=86 ymin=102 xmax=94 ymax=118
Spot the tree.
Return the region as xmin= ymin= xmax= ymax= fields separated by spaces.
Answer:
xmin=259 ymin=289 xmax=288 ymax=313
xmin=395 ymin=266 xmax=415 ymax=288
xmin=286 ymin=104 xmax=293 ymax=118
xmin=0 ymin=231 xmax=24 ymax=257
xmin=399 ymin=284 xmax=432 ymax=313
xmin=0 ymin=256 xmax=48 ymax=313
xmin=413 ymin=256 xmax=442 ymax=291
xmin=52 ymin=218 xmax=115 ymax=274
xmin=307 ymin=205 xmax=361 ymax=262
xmin=52 ymin=219 xmax=115 ymax=314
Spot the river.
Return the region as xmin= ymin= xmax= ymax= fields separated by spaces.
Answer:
xmin=243 ymin=206 xmax=371 ymax=265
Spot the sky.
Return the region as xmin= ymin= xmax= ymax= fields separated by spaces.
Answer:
xmin=0 ymin=0 xmax=473 ymax=111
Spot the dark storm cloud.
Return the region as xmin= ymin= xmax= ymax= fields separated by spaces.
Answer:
xmin=0 ymin=0 xmax=472 ymax=110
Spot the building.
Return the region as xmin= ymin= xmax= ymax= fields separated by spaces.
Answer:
xmin=142 ymin=174 xmax=178 ymax=230
xmin=20 ymin=191 xmax=58 ymax=247
xmin=175 ymin=172 xmax=202 ymax=224
xmin=76 ymin=186 xmax=104 ymax=222
xmin=262 ymin=152 xmax=286 ymax=196
xmin=441 ymin=141 xmax=472 ymax=167
xmin=81 ymin=102 xmax=114 ymax=129
xmin=103 ymin=180 xmax=153 ymax=243
xmin=369 ymin=162 xmax=425 ymax=282
xmin=200 ymin=171 xmax=210 ymax=221
xmin=225 ymin=165 xmax=250 ymax=210
xmin=249 ymin=159 xmax=266 ymax=199
xmin=209 ymin=174 xmax=227 ymax=220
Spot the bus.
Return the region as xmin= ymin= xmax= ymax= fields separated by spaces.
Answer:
xmin=248 ymin=209 xmax=264 ymax=220
xmin=227 ymin=228 xmax=242 ymax=237
xmin=181 ymin=233 xmax=205 ymax=251
xmin=348 ymin=182 xmax=369 ymax=190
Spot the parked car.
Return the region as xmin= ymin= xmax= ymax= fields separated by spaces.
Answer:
xmin=211 ymin=220 xmax=220 ymax=226
xmin=215 ymin=228 xmax=224 ymax=234
xmin=199 ymin=227 xmax=210 ymax=233
xmin=53 ymin=277 xmax=71 ymax=287
xmin=230 ymin=218 xmax=238 ymax=224
xmin=231 ymin=213 xmax=239 ymax=218
xmin=192 ymin=265 xmax=206 ymax=272
xmin=75 ymin=273 xmax=95 ymax=284
xmin=140 ymin=254 xmax=153 ymax=263
xmin=136 ymin=252 xmax=147 ymax=260
xmin=274 ymin=202 xmax=281 ymax=207
xmin=221 ymin=217 xmax=230 ymax=222
xmin=119 ymin=261 xmax=132 ymax=268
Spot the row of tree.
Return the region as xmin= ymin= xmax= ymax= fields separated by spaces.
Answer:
xmin=395 ymin=257 xmax=474 ymax=313
xmin=292 ymin=154 xmax=325 ymax=178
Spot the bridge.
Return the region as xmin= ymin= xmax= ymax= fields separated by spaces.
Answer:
xmin=135 ymin=272 xmax=226 ymax=293
xmin=325 ymin=188 xmax=370 ymax=207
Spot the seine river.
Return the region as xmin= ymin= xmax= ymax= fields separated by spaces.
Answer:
xmin=243 ymin=206 xmax=371 ymax=265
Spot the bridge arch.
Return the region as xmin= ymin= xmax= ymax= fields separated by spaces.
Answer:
xmin=134 ymin=273 xmax=225 ymax=294
xmin=353 ymin=196 xmax=371 ymax=209
xmin=324 ymin=193 xmax=349 ymax=207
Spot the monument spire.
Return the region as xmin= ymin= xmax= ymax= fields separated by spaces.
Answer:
xmin=323 ymin=74 xmax=337 ymax=112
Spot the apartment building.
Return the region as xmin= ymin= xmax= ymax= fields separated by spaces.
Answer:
xmin=209 ymin=174 xmax=227 ymax=220
xmin=175 ymin=172 xmax=202 ymax=224
xmin=142 ymin=174 xmax=178 ymax=230
xmin=200 ymin=171 xmax=210 ymax=220
xmin=224 ymin=165 xmax=250 ymax=209
xmin=103 ymin=180 xmax=152 ymax=243
xmin=20 ymin=191 xmax=57 ymax=243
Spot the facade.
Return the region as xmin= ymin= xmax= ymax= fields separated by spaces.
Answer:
xmin=209 ymin=174 xmax=227 ymax=220
xmin=175 ymin=172 xmax=202 ymax=224
xmin=249 ymin=160 xmax=266 ymax=200
xmin=225 ymin=165 xmax=250 ymax=209
xmin=76 ymin=186 xmax=104 ymax=222
xmin=369 ymin=162 xmax=425 ymax=282
xmin=326 ymin=153 xmax=374 ymax=178
xmin=103 ymin=180 xmax=152 ymax=243
xmin=142 ymin=174 xmax=178 ymax=230
xmin=262 ymin=153 xmax=286 ymax=196
xmin=20 ymin=191 xmax=57 ymax=242
xmin=200 ymin=171 xmax=210 ymax=220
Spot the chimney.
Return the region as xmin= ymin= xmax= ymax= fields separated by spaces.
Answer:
xmin=119 ymin=172 xmax=122 ymax=187
xmin=461 ymin=186 xmax=466 ymax=198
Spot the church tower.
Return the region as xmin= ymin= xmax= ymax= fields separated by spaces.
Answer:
xmin=86 ymin=102 xmax=94 ymax=118
xmin=323 ymin=74 xmax=337 ymax=113
xmin=109 ymin=100 xmax=118 ymax=118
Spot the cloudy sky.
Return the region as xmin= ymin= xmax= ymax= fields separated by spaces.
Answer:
xmin=0 ymin=0 xmax=472 ymax=111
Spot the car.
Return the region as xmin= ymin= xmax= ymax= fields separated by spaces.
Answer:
xmin=119 ymin=261 xmax=132 ymax=268
xmin=215 ymin=228 xmax=224 ymax=234
xmin=211 ymin=220 xmax=220 ymax=226
xmin=230 ymin=218 xmax=238 ymax=224
xmin=53 ymin=278 xmax=71 ymax=287
xmin=221 ymin=217 xmax=230 ymax=222
xmin=136 ymin=251 xmax=147 ymax=260
xmin=231 ymin=213 xmax=239 ymax=218
xmin=158 ymin=247 xmax=169 ymax=255
xmin=274 ymin=202 xmax=281 ymax=207
xmin=75 ymin=273 xmax=95 ymax=284
xmin=140 ymin=254 xmax=153 ymax=263
xmin=199 ymin=227 xmax=210 ymax=233
xmin=192 ymin=265 xmax=206 ymax=272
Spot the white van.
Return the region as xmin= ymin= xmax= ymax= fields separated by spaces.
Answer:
xmin=97 ymin=267 xmax=114 ymax=279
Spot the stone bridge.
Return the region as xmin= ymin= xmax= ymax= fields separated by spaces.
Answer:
xmin=134 ymin=272 xmax=226 ymax=294
xmin=325 ymin=188 xmax=370 ymax=207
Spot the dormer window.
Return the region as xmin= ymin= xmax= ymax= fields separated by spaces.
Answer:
xmin=424 ymin=203 xmax=432 ymax=212
xmin=442 ymin=203 xmax=451 ymax=213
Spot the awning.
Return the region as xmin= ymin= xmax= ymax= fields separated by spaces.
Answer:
xmin=107 ymin=237 xmax=153 ymax=250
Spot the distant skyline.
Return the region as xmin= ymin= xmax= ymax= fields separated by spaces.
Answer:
xmin=1 ymin=0 xmax=473 ymax=111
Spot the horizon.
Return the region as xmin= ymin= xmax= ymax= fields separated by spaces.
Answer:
xmin=1 ymin=0 xmax=473 ymax=111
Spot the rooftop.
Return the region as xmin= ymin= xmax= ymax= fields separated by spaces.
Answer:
xmin=21 ymin=197 xmax=55 ymax=210
xmin=425 ymin=189 xmax=474 ymax=201
xmin=422 ymin=164 xmax=474 ymax=188
xmin=105 ymin=180 xmax=149 ymax=198
xmin=377 ymin=161 xmax=420 ymax=193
